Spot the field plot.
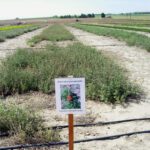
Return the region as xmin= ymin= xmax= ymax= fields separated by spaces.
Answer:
xmin=91 ymin=18 xmax=150 ymax=26
xmin=67 ymin=25 xmax=150 ymax=95
xmin=66 ymin=25 xmax=150 ymax=149
xmin=28 ymin=24 xmax=74 ymax=46
xmin=0 ymin=24 xmax=40 ymax=42
xmin=0 ymin=22 xmax=150 ymax=150
xmin=112 ymin=14 xmax=150 ymax=20
xmin=0 ymin=24 xmax=33 ymax=31
xmin=0 ymin=43 xmax=139 ymax=102
xmin=0 ymin=27 xmax=46 ymax=59
xmin=82 ymin=23 xmax=150 ymax=33
xmin=72 ymin=24 xmax=150 ymax=52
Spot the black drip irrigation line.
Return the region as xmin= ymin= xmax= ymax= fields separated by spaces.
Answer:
xmin=0 ymin=132 xmax=9 ymax=137
xmin=51 ymin=117 xmax=150 ymax=130
xmin=1 ymin=117 xmax=150 ymax=137
xmin=0 ymin=130 xmax=150 ymax=150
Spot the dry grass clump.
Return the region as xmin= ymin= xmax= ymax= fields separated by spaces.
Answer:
xmin=0 ymin=101 xmax=60 ymax=144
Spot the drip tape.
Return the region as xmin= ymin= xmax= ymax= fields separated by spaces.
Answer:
xmin=0 ymin=130 xmax=150 ymax=150
xmin=51 ymin=117 xmax=150 ymax=129
xmin=1 ymin=117 xmax=150 ymax=137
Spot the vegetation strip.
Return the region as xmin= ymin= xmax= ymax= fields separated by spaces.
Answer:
xmin=0 ymin=43 xmax=140 ymax=103
xmin=28 ymin=24 xmax=74 ymax=46
xmin=72 ymin=24 xmax=150 ymax=52
xmin=82 ymin=23 xmax=150 ymax=33
xmin=1 ymin=130 xmax=150 ymax=150
xmin=0 ymin=25 xmax=40 ymax=42
xmin=0 ymin=102 xmax=60 ymax=144
xmin=0 ymin=24 xmax=33 ymax=31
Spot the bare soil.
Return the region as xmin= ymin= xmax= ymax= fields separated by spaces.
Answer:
xmin=35 ymin=40 xmax=77 ymax=49
xmin=0 ymin=27 xmax=46 ymax=59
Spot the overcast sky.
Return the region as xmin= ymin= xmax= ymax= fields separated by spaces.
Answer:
xmin=0 ymin=0 xmax=150 ymax=20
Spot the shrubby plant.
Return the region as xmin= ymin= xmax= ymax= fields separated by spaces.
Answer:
xmin=0 ymin=102 xmax=60 ymax=143
xmin=0 ymin=43 xmax=140 ymax=103
xmin=28 ymin=24 xmax=74 ymax=46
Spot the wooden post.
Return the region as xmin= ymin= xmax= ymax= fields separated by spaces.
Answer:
xmin=68 ymin=76 xmax=74 ymax=150
xmin=68 ymin=114 xmax=74 ymax=150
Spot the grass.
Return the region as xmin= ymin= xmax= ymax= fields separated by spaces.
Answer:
xmin=0 ymin=43 xmax=140 ymax=103
xmin=82 ymin=23 xmax=150 ymax=33
xmin=72 ymin=24 xmax=150 ymax=52
xmin=28 ymin=24 xmax=74 ymax=46
xmin=0 ymin=25 xmax=40 ymax=42
xmin=0 ymin=101 xmax=60 ymax=144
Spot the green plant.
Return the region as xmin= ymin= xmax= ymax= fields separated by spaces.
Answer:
xmin=82 ymin=23 xmax=150 ymax=33
xmin=0 ymin=102 xmax=60 ymax=143
xmin=0 ymin=24 xmax=33 ymax=31
xmin=0 ymin=25 xmax=40 ymax=42
xmin=0 ymin=43 xmax=140 ymax=103
xmin=72 ymin=24 xmax=150 ymax=52
xmin=28 ymin=24 xmax=74 ymax=46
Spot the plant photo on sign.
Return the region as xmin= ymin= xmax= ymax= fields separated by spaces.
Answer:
xmin=60 ymin=84 xmax=81 ymax=109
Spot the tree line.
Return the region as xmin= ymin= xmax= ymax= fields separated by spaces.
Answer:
xmin=60 ymin=13 xmax=95 ymax=19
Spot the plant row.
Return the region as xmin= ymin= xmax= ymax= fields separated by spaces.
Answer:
xmin=28 ymin=24 xmax=74 ymax=46
xmin=82 ymin=23 xmax=150 ymax=33
xmin=0 ymin=101 xmax=60 ymax=144
xmin=0 ymin=25 xmax=40 ymax=42
xmin=0 ymin=24 xmax=32 ymax=31
xmin=0 ymin=43 xmax=140 ymax=103
xmin=72 ymin=24 xmax=150 ymax=52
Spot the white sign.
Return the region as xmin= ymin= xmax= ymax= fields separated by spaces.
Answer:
xmin=55 ymin=78 xmax=85 ymax=114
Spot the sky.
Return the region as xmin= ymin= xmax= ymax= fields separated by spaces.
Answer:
xmin=0 ymin=0 xmax=150 ymax=20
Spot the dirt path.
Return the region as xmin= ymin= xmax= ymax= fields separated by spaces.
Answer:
xmin=63 ymin=26 xmax=150 ymax=150
xmin=0 ymin=27 xmax=46 ymax=59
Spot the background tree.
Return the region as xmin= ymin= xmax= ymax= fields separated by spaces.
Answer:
xmin=101 ymin=13 xmax=106 ymax=18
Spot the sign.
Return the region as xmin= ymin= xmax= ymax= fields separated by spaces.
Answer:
xmin=55 ymin=78 xmax=85 ymax=114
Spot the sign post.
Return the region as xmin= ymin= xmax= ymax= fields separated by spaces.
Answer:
xmin=55 ymin=77 xmax=85 ymax=150
xmin=69 ymin=114 xmax=74 ymax=150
